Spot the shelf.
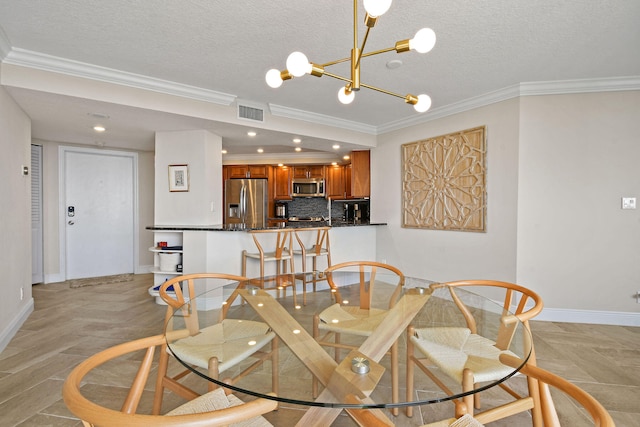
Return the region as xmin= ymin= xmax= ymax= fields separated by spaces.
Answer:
xmin=149 ymin=246 xmax=183 ymax=253
xmin=150 ymin=267 xmax=182 ymax=275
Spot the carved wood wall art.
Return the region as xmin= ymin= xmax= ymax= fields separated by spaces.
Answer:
xmin=402 ymin=126 xmax=486 ymax=232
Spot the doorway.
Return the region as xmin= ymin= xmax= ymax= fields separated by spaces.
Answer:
xmin=60 ymin=147 xmax=138 ymax=280
xmin=32 ymin=144 xmax=43 ymax=284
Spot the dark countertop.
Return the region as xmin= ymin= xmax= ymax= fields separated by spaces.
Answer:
xmin=146 ymin=221 xmax=386 ymax=232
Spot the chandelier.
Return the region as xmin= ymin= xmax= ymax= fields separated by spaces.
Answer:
xmin=265 ymin=0 xmax=436 ymax=113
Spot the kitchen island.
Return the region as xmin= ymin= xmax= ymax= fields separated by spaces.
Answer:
xmin=146 ymin=222 xmax=386 ymax=306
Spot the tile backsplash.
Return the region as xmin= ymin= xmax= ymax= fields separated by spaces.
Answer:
xmin=286 ymin=198 xmax=368 ymax=220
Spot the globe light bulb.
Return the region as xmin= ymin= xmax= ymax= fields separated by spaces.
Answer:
xmin=338 ymin=87 xmax=355 ymax=104
xmin=286 ymin=51 xmax=311 ymax=77
xmin=413 ymin=94 xmax=432 ymax=113
xmin=409 ymin=28 xmax=436 ymax=53
xmin=265 ymin=69 xmax=283 ymax=88
xmin=363 ymin=0 xmax=393 ymax=17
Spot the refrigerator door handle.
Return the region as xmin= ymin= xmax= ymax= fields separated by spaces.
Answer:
xmin=240 ymin=184 xmax=247 ymax=224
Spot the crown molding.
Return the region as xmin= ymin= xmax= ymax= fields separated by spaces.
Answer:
xmin=268 ymin=103 xmax=377 ymax=135
xmin=520 ymin=76 xmax=640 ymax=96
xmin=3 ymin=43 xmax=638 ymax=137
xmin=378 ymin=76 xmax=640 ymax=134
xmin=3 ymin=47 xmax=236 ymax=106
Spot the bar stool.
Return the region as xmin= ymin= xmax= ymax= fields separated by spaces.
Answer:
xmin=242 ymin=229 xmax=295 ymax=296
xmin=293 ymin=226 xmax=331 ymax=305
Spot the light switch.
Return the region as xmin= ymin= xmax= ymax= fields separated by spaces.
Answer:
xmin=622 ymin=197 xmax=636 ymax=209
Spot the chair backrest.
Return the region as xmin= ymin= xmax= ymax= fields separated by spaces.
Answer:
xmin=293 ymin=226 xmax=330 ymax=256
xmin=63 ymin=333 xmax=277 ymax=427
xmin=432 ymin=280 xmax=543 ymax=351
xmin=500 ymin=354 xmax=615 ymax=427
xmin=160 ymin=273 xmax=250 ymax=335
xmin=248 ymin=229 xmax=293 ymax=260
xmin=325 ymin=261 xmax=405 ymax=310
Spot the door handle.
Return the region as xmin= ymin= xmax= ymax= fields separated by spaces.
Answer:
xmin=68 ymin=220 xmax=75 ymax=225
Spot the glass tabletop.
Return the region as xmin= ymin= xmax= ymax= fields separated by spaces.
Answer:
xmin=163 ymin=272 xmax=532 ymax=412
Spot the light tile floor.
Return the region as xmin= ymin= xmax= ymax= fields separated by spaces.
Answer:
xmin=0 ymin=274 xmax=638 ymax=426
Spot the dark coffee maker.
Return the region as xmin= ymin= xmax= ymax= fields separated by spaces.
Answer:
xmin=343 ymin=201 xmax=369 ymax=222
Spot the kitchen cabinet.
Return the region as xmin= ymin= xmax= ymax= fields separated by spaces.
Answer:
xmin=349 ymin=150 xmax=370 ymax=198
xmin=325 ymin=164 xmax=346 ymax=199
xmin=325 ymin=151 xmax=370 ymax=199
xmin=274 ymin=166 xmax=292 ymax=200
xmin=226 ymin=164 xmax=269 ymax=179
xmin=293 ymin=165 xmax=325 ymax=179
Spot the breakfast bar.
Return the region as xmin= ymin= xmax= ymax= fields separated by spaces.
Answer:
xmin=146 ymin=223 xmax=385 ymax=307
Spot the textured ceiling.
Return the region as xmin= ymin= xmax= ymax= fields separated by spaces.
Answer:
xmin=0 ymin=0 xmax=638 ymax=155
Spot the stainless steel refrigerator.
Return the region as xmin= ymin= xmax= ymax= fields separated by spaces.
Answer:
xmin=224 ymin=179 xmax=268 ymax=229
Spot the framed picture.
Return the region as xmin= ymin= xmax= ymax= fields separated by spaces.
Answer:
xmin=168 ymin=164 xmax=189 ymax=192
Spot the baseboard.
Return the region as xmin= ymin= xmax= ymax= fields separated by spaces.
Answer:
xmin=0 ymin=299 xmax=34 ymax=353
xmin=535 ymin=307 xmax=640 ymax=326
xmin=136 ymin=264 xmax=154 ymax=274
xmin=44 ymin=272 xmax=65 ymax=284
xmin=46 ymin=266 xmax=154 ymax=283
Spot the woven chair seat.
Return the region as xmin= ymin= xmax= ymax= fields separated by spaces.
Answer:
xmin=422 ymin=414 xmax=485 ymax=427
xmin=244 ymin=249 xmax=293 ymax=261
xmin=292 ymin=247 xmax=329 ymax=257
xmin=318 ymin=303 xmax=388 ymax=336
xmin=412 ymin=327 xmax=517 ymax=383
xmin=167 ymin=387 xmax=273 ymax=427
xmin=170 ymin=319 xmax=275 ymax=373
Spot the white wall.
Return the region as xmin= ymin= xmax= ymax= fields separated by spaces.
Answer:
xmin=372 ymin=99 xmax=521 ymax=283
xmin=154 ymin=130 xmax=223 ymax=225
xmin=372 ymin=91 xmax=640 ymax=324
xmin=0 ymin=85 xmax=33 ymax=351
xmin=517 ymin=91 xmax=640 ymax=316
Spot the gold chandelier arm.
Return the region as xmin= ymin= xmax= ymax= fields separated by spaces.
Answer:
xmin=321 ymin=57 xmax=351 ymax=67
xmin=355 ymin=27 xmax=372 ymax=70
xmin=318 ymin=44 xmax=403 ymax=69
xmin=319 ymin=71 xmax=414 ymax=102
xmin=322 ymin=70 xmax=352 ymax=83
xmin=361 ymin=46 xmax=398 ymax=58
xmin=359 ymin=82 xmax=406 ymax=100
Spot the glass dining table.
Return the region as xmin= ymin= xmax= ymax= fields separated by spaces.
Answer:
xmin=163 ymin=272 xmax=533 ymax=426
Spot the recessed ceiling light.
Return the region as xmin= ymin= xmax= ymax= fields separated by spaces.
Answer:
xmin=248 ymin=131 xmax=257 ymax=137
xmin=257 ymin=148 xmax=264 ymax=153
xmin=277 ymin=163 xmax=284 ymax=167
xmin=88 ymin=112 xmax=110 ymax=120
xmin=332 ymin=144 xmax=340 ymax=149
xmin=93 ymin=125 xmax=106 ymax=132
xmin=221 ymin=149 xmax=228 ymax=154
xmin=295 ymin=147 xmax=302 ymax=152
xmin=386 ymin=59 xmax=403 ymax=69
xmin=331 ymin=162 xmax=337 ymax=166
xmin=343 ymin=155 xmax=350 ymax=160
xmin=293 ymin=138 xmax=301 ymax=143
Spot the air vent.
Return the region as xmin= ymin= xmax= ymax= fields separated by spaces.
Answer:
xmin=238 ymin=104 xmax=264 ymax=122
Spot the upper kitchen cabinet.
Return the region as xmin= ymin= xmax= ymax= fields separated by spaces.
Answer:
xmin=274 ymin=166 xmax=292 ymax=200
xmin=226 ymin=164 xmax=270 ymax=179
xmin=293 ymin=165 xmax=325 ymax=179
xmin=349 ymin=150 xmax=370 ymax=198
xmin=326 ymin=164 xmax=346 ymax=199
xmin=325 ymin=151 xmax=370 ymax=200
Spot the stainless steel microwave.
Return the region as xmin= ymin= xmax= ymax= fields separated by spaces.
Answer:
xmin=292 ymin=178 xmax=325 ymax=197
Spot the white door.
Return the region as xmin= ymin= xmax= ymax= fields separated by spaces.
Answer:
xmin=31 ymin=144 xmax=44 ymax=284
xmin=63 ymin=148 xmax=136 ymax=279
